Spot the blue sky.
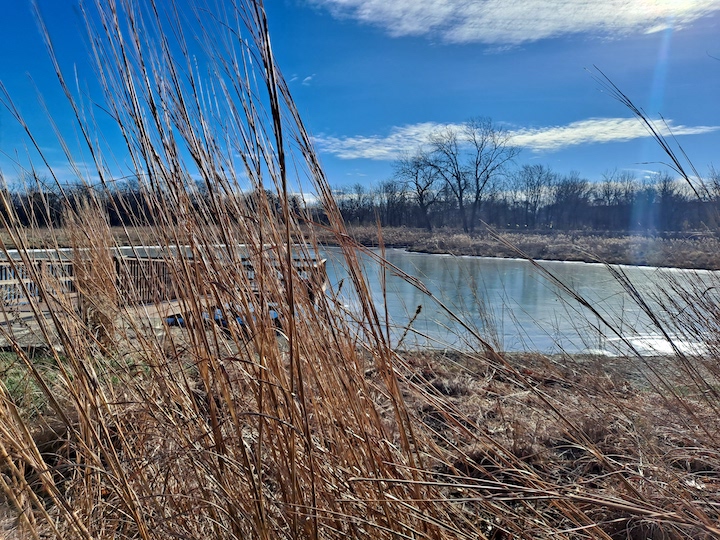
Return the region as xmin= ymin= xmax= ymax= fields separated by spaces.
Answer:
xmin=1 ymin=1 xmax=719 ymax=190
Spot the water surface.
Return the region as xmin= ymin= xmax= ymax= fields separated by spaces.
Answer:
xmin=324 ymin=248 xmax=715 ymax=354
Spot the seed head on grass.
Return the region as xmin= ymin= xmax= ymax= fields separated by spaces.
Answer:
xmin=0 ymin=1 xmax=719 ymax=539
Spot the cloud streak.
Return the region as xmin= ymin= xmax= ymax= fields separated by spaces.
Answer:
xmin=314 ymin=118 xmax=720 ymax=160
xmin=315 ymin=123 xmax=452 ymax=160
xmin=512 ymin=118 xmax=719 ymax=151
xmin=310 ymin=0 xmax=720 ymax=44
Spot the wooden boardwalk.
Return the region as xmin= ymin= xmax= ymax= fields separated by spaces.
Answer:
xmin=0 ymin=245 xmax=327 ymax=350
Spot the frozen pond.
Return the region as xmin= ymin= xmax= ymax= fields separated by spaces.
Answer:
xmin=324 ymin=247 xmax=717 ymax=354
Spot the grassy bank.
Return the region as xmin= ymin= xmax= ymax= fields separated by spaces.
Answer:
xmin=319 ymin=226 xmax=720 ymax=270
xmin=3 ymin=345 xmax=717 ymax=538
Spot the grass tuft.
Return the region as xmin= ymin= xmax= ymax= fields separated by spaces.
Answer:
xmin=0 ymin=1 xmax=718 ymax=539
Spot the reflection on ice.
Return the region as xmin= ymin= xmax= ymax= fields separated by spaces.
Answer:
xmin=603 ymin=335 xmax=708 ymax=357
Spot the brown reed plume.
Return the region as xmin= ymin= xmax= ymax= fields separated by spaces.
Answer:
xmin=0 ymin=2 xmax=718 ymax=539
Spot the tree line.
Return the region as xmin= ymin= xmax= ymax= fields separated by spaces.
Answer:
xmin=2 ymin=116 xmax=717 ymax=235
xmin=0 ymin=179 xmax=297 ymax=230
xmin=334 ymin=118 xmax=720 ymax=233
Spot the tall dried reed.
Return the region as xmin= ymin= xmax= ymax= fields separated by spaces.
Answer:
xmin=0 ymin=2 xmax=718 ymax=539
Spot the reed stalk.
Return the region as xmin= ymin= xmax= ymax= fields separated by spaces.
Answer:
xmin=0 ymin=2 xmax=717 ymax=539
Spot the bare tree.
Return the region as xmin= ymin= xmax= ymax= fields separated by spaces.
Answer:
xmin=513 ymin=164 xmax=554 ymax=228
xmin=425 ymin=118 xmax=519 ymax=232
xmin=394 ymin=151 xmax=440 ymax=231
xmin=598 ymin=169 xmax=638 ymax=206
xmin=335 ymin=183 xmax=374 ymax=225
xmin=375 ymin=179 xmax=408 ymax=227
xmin=655 ymin=171 xmax=685 ymax=230
xmin=427 ymin=126 xmax=470 ymax=230
xmin=597 ymin=169 xmax=623 ymax=207
xmin=549 ymin=171 xmax=591 ymax=229
xmin=594 ymin=169 xmax=639 ymax=230
xmin=464 ymin=118 xmax=520 ymax=231
xmin=708 ymin=165 xmax=720 ymax=201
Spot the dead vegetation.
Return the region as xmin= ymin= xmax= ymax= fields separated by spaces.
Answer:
xmin=0 ymin=1 xmax=718 ymax=539
xmin=320 ymin=226 xmax=720 ymax=270
xmin=391 ymin=350 xmax=720 ymax=539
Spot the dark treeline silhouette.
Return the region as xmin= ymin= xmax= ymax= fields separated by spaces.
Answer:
xmin=1 ymin=170 xmax=715 ymax=235
xmin=0 ymin=179 xmax=299 ymax=231
xmin=334 ymin=165 xmax=720 ymax=234
xmin=2 ymin=160 xmax=716 ymax=236
xmin=0 ymin=184 xmax=162 ymax=229
xmin=333 ymin=118 xmax=718 ymax=234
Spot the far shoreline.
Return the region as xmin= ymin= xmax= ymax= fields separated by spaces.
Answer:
xmin=314 ymin=226 xmax=720 ymax=271
xmin=9 ymin=225 xmax=720 ymax=271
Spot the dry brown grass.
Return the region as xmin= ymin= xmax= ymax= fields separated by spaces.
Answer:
xmin=0 ymin=1 xmax=718 ymax=539
xmin=391 ymin=350 xmax=720 ymax=539
xmin=320 ymin=226 xmax=720 ymax=270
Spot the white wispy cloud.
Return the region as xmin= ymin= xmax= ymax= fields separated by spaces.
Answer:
xmin=313 ymin=118 xmax=720 ymax=160
xmin=310 ymin=0 xmax=720 ymax=44
xmin=511 ymin=118 xmax=719 ymax=151
xmin=315 ymin=122 xmax=457 ymax=159
xmin=288 ymin=73 xmax=316 ymax=85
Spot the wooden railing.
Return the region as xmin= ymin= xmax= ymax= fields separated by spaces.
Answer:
xmin=114 ymin=256 xmax=328 ymax=306
xmin=115 ymin=257 xmax=177 ymax=305
xmin=0 ymin=259 xmax=75 ymax=305
xmin=0 ymin=247 xmax=328 ymax=308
